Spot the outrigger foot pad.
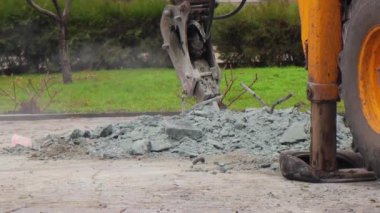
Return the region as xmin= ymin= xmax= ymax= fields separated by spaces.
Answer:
xmin=280 ymin=151 xmax=377 ymax=183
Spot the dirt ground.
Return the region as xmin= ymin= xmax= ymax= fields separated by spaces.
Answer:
xmin=1 ymin=117 xmax=380 ymax=212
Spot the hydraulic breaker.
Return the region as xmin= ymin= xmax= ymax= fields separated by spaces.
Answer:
xmin=160 ymin=0 xmax=221 ymax=102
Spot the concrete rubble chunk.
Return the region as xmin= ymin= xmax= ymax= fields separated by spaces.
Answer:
xmin=170 ymin=137 xmax=199 ymax=157
xmin=100 ymin=125 xmax=113 ymax=137
xmin=83 ymin=130 xmax=91 ymax=138
xmin=192 ymin=110 xmax=209 ymax=117
xmin=130 ymin=139 xmax=151 ymax=155
xmin=151 ymin=140 xmax=175 ymax=152
xmin=279 ymin=121 xmax=308 ymax=145
xmin=164 ymin=121 xmax=203 ymax=140
xmin=70 ymin=129 xmax=84 ymax=139
xmin=220 ymin=129 xmax=234 ymax=137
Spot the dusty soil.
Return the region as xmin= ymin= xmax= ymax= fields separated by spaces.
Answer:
xmin=1 ymin=117 xmax=380 ymax=212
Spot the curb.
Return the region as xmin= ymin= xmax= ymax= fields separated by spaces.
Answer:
xmin=0 ymin=112 xmax=180 ymax=121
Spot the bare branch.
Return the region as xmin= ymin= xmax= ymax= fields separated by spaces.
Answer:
xmin=220 ymin=69 xmax=236 ymax=103
xmin=240 ymin=82 xmax=268 ymax=108
xmin=12 ymin=76 xmax=19 ymax=111
xmin=0 ymin=73 xmax=60 ymax=113
xmin=40 ymin=73 xmax=61 ymax=111
xmin=63 ymin=0 xmax=72 ymax=20
xmin=51 ymin=0 xmax=62 ymax=18
xmin=226 ymin=74 xmax=258 ymax=107
xmin=41 ymin=90 xmax=60 ymax=111
xmin=27 ymin=79 xmax=38 ymax=94
xmin=16 ymin=79 xmax=32 ymax=97
xmin=224 ymin=70 xmax=229 ymax=88
xmin=181 ymin=94 xmax=186 ymax=114
xmin=0 ymin=76 xmax=21 ymax=111
xmin=221 ymin=79 xmax=234 ymax=103
xmin=12 ymin=74 xmax=17 ymax=108
xmin=26 ymin=0 xmax=60 ymax=22
xmin=0 ymin=88 xmax=17 ymax=102
xmin=188 ymin=95 xmax=222 ymax=112
xmin=268 ymin=93 xmax=293 ymax=114
xmin=25 ymin=79 xmax=43 ymax=103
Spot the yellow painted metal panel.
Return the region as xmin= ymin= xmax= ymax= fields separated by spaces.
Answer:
xmin=297 ymin=0 xmax=309 ymax=53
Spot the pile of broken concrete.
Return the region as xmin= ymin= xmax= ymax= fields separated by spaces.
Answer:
xmin=3 ymin=107 xmax=353 ymax=170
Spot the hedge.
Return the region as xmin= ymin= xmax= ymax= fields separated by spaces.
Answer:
xmin=212 ymin=0 xmax=304 ymax=67
xmin=0 ymin=0 xmax=304 ymax=75
xmin=0 ymin=0 xmax=170 ymax=75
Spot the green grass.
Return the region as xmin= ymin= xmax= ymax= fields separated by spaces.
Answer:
xmin=0 ymin=67 xmax=318 ymax=113
xmin=222 ymin=67 xmax=307 ymax=110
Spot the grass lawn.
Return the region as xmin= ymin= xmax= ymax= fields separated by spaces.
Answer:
xmin=0 ymin=67 xmax=318 ymax=113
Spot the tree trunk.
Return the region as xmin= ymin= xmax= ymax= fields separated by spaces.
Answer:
xmin=59 ymin=22 xmax=72 ymax=84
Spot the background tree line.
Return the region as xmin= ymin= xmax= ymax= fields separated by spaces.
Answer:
xmin=0 ymin=0 xmax=303 ymax=75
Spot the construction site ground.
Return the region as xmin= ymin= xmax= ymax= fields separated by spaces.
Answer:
xmin=1 ymin=117 xmax=380 ymax=212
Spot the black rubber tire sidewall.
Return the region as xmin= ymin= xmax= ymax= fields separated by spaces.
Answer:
xmin=341 ymin=0 xmax=380 ymax=175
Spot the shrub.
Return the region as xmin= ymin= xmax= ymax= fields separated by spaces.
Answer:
xmin=0 ymin=1 xmax=59 ymax=74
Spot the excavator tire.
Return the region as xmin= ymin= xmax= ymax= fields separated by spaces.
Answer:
xmin=340 ymin=0 xmax=380 ymax=176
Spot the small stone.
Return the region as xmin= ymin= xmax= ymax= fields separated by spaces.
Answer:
xmin=229 ymin=144 xmax=241 ymax=150
xmin=208 ymin=140 xmax=224 ymax=149
xmin=171 ymin=149 xmax=199 ymax=158
xmin=214 ymin=162 xmax=225 ymax=167
xmin=271 ymin=162 xmax=280 ymax=170
xmin=245 ymin=108 xmax=256 ymax=112
xmin=234 ymin=123 xmax=246 ymax=130
xmin=220 ymin=129 xmax=234 ymax=137
xmin=192 ymin=156 xmax=205 ymax=165
xmin=260 ymin=163 xmax=271 ymax=168
xmin=72 ymin=138 xmax=86 ymax=145
xmin=218 ymin=166 xmax=227 ymax=173
xmin=279 ymin=108 xmax=294 ymax=116
xmin=100 ymin=125 xmax=113 ymax=137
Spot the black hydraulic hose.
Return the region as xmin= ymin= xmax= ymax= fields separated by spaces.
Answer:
xmin=205 ymin=0 xmax=216 ymax=39
xmin=213 ymin=0 xmax=247 ymax=20
xmin=205 ymin=0 xmax=247 ymax=38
